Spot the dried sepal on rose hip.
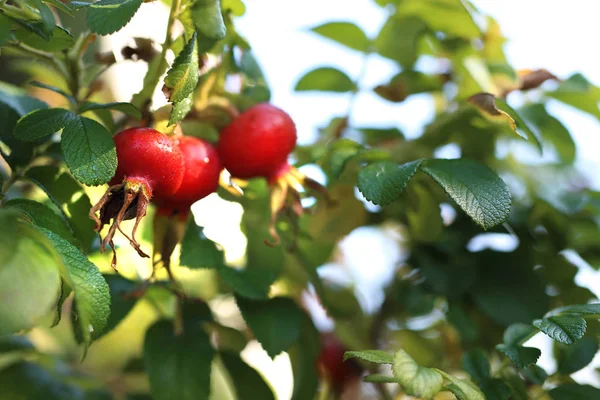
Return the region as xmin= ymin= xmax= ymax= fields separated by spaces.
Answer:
xmin=89 ymin=127 xmax=185 ymax=269
xmin=217 ymin=103 xmax=334 ymax=246
xmin=151 ymin=135 xmax=222 ymax=276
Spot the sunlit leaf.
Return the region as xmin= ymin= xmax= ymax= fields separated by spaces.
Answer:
xmin=295 ymin=67 xmax=356 ymax=92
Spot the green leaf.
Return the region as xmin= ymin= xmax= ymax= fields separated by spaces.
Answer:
xmin=375 ymin=70 xmax=443 ymax=102
xmin=549 ymin=384 xmax=600 ymax=400
xmin=29 ymin=80 xmax=76 ymax=104
xmin=533 ymin=316 xmax=586 ymax=344
xmin=472 ymin=252 xmax=549 ymax=326
xmin=547 ymin=73 xmax=600 ymax=120
xmin=168 ymin=93 xmax=193 ymax=126
xmin=97 ymin=275 xmax=138 ymax=339
xmin=144 ymin=320 xmax=214 ymax=400
xmin=363 ymin=374 xmax=399 ymax=383
xmin=221 ymin=0 xmax=245 ymax=16
xmin=24 ymin=166 xmax=96 ymax=252
xmin=436 ymin=369 xmax=485 ymax=400
xmin=86 ymin=0 xmax=144 ymax=35
xmin=14 ymin=108 xmax=72 ymax=141
xmin=236 ymin=296 xmax=303 ymax=358
xmin=220 ymin=352 xmax=275 ymax=400
xmin=496 ymin=344 xmax=540 ymax=369
xmin=420 ymin=159 xmax=511 ymax=229
xmin=14 ymin=25 xmax=75 ymax=52
xmin=397 ymin=0 xmax=480 ymax=38
xmin=357 ymin=159 xmax=423 ymax=206
xmin=546 ymin=303 xmax=600 ymax=318
xmin=0 ymin=210 xmax=62 ymax=336
xmin=288 ymin=315 xmax=320 ymax=400
xmin=5 ymin=198 xmax=76 ymax=245
xmin=294 ymin=67 xmax=356 ymax=92
xmin=43 ymin=0 xmax=76 ymax=16
xmin=61 ymin=115 xmax=118 ymax=186
xmin=0 ymin=362 xmax=86 ymax=400
xmin=344 ymin=350 xmax=394 ymax=364
xmin=521 ymin=365 xmax=547 ymax=386
xmin=41 ymin=230 xmax=110 ymax=352
xmin=468 ymin=93 xmax=543 ymax=153
xmin=79 ymin=101 xmax=142 ymax=119
xmin=519 ymin=103 xmax=575 ymax=164
xmin=326 ymin=139 xmax=363 ymax=179
xmin=0 ymin=89 xmax=48 ymax=116
xmin=461 ymin=349 xmax=489 ymax=384
xmin=191 ymin=0 xmax=227 ymax=52
xmin=502 ymin=323 xmax=538 ymax=345
xmin=217 ymin=265 xmax=272 ymax=299
xmin=164 ymin=32 xmax=199 ymax=103
xmin=374 ymin=16 xmax=427 ymax=68
xmin=0 ymin=14 xmax=13 ymax=47
xmin=481 ymin=379 xmax=512 ymax=400
xmin=392 ymin=349 xmax=443 ymax=399
xmin=311 ymin=21 xmax=370 ymax=52
xmin=179 ymin=219 xmax=224 ymax=269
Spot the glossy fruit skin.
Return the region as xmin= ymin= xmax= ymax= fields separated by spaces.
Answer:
xmin=217 ymin=103 xmax=297 ymax=181
xmin=109 ymin=127 xmax=184 ymax=198
xmin=316 ymin=333 xmax=362 ymax=393
xmin=153 ymin=136 xmax=222 ymax=214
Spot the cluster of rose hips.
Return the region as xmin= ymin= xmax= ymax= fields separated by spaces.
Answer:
xmin=90 ymin=103 xmax=321 ymax=270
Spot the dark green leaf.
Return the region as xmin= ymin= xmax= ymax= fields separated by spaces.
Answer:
xmin=220 ymin=352 xmax=275 ymax=400
xmin=374 ymin=16 xmax=427 ymax=68
xmin=0 ymin=335 xmax=35 ymax=353
xmin=164 ymin=32 xmax=199 ymax=103
xmin=0 ymin=89 xmax=48 ymax=116
xmin=168 ymin=93 xmax=194 ymax=126
xmin=521 ymin=365 xmax=547 ymax=385
xmin=556 ymin=336 xmax=598 ymax=374
xmin=14 ymin=108 xmax=73 ymax=141
xmin=496 ymin=344 xmax=540 ymax=369
xmin=472 ymin=252 xmax=549 ymax=326
xmin=0 ymin=362 xmax=85 ymax=400
xmin=502 ymin=324 xmax=539 ymax=346
xmin=217 ymin=265 xmax=272 ymax=299
xmin=289 ymin=315 xmax=320 ymax=400
xmin=549 ymin=384 xmax=600 ymax=400
xmin=41 ymin=230 xmax=110 ymax=352
xmin=547 ymin=303 xmax=600 ymax=318
xmin=311 ymin=21 xmax=370 ymax=52
xmin=357 ymin=159 xmax=423 ymax=206
xmin=0 ymin=14 xmax=12 ymax=47
xmin=14 ymin=25 xmax=75 ymax=52
xmin=421 ymin=159 xmax=511 ymax=229
xmin=461 ymin=349 xmax=489 ymax=384
xmin=533 ymin=316 xmax=586 ymax=345
xmin=191 ymin=0 xmax=227 ymax=52
xmin=344 ymin=350 xmax=394 ymax=364
xmin=0 ymin=210 xmax=62 ymax=336
xmin=86 ymin=0 xmax=144 ymax=35
xmin=392 ymin=350 xmax=443 ymax=398
xmin=481 ymin=379 xmax=512 ymax=400
xmin=438 ymin=370 xmax=485 ymax=400
xmin=97 ymin=275 xmax=138 ymax=339
xmin=61 ymin=115 xmax=118 ymax=186
xmin=144 ymin=320 xmax=214 ymax=400
xmin=447 ymin=303 xmax=479 ymax=343
xmin=180 ymin=219 xmax=224 ymax=269
xmin=326 ymin=139 xmax=363 ymax=179
xmin=5 ymin=198 xmax=76 ymax=245
xmin=79 ymin=102 xmax=142 ymax=119
xmin=294 ymin=67 xmax=356 ymax=92
xmin=236 ymin=296 xmax=303 ymax=358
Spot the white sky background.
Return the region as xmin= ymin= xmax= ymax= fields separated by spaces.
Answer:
xmin=105 ymin=0 xmax=600 ymax=396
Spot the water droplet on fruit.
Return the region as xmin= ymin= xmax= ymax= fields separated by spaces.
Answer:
xmin=203 ymin=157 xmax=209 ymax=163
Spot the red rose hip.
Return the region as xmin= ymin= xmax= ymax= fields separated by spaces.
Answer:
xmin=89 ymin=127 xmax=184 ymax=268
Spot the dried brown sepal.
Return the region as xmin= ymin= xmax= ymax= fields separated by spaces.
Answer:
xmin=518 ymin=68 xmax=558 ymax=91
xmin=89 ymin=180 xmax=151 ymax=269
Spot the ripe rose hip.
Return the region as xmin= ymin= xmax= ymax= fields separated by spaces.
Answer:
xmin=89 ymin=127 xmax=184 ymax=268
xmin=217 ymin=103 xmax=333 ymax=245
xmin=317 ymin=333 xmax=362 ymax=394
xmin=152 ymin=136 xmax=222 ymax=275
